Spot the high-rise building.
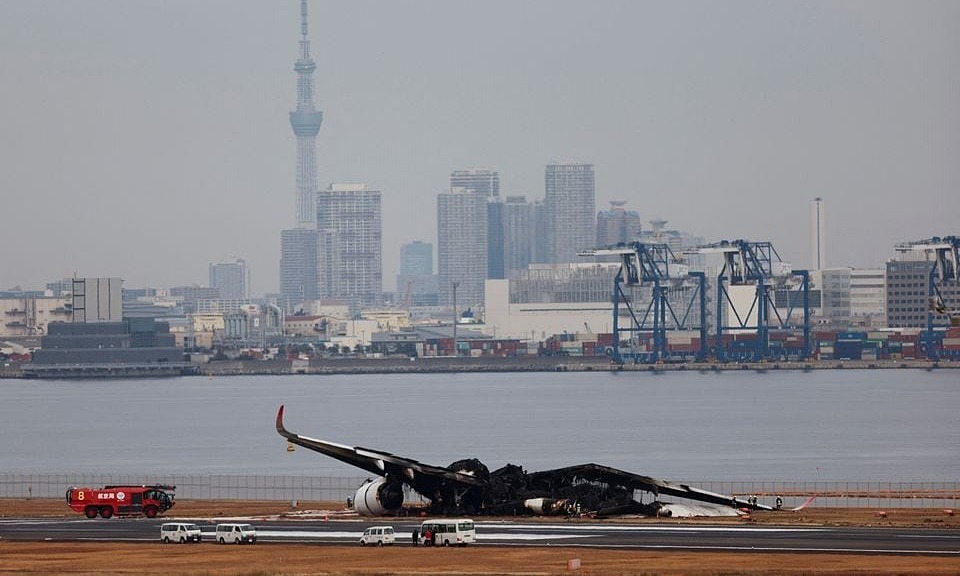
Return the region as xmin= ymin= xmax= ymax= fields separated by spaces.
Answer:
xmin=209 ymin=258 xmax=249 ymax=300
xmin=531 ymin=199 xmax=548 ymax=264
xmin=544 ymin=163 xmax=596 ymax=263
xmin=317 ymin=184 xmax=383 ymax=306
xmin=279 ymin=1 xmax=323 ymax=309
xmin=279 ymin=228 xmax=319 ymax=310
xmin=438 ymin=187 xmax=487 ymax=309
xmin=400 ymin=241 xmax=433 ymax=276
xmin=502 ymin=195 xmax=534 ymax=277
xmin=450 ymin=169 xmax=502 ymax=280
xmin=810 ymin=197 xmax=826 ymax=270
xmin=450 ymin=168 xmax=499 ymax=198
xmin=397 ymin=241 xmax=439 ymax=306
xmin=487 ymin=198 xmax=505 ymax=279
xmin=596 ymin=200 xmax=641 ymax=246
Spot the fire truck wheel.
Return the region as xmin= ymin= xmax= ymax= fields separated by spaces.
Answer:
xmin=99 ymin=506 xmax=113 ymax=519
xmin=84 ymin=506 xmax=98 ymax=519
xmin=143 ymin=505 xmax=158 ymax=518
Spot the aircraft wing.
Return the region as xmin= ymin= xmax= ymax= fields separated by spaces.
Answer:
xmin=527 ymin=463 xmax=773 ymax=511
xmin=275 ymin=405 xmax=481 ymax=491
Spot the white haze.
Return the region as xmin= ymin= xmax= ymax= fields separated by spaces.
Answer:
xmin=0 ymin=1 xmax=957 ymax=294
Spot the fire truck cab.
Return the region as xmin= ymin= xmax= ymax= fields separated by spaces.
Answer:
xmin=66 ymin=485 xmax=176 ymax=519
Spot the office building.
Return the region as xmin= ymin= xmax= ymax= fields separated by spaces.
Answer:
xmin=209 ymin=258 xmax=249 ymax=300
xmin=850 ymin=268 xmax=886 ymax=328
xmin=886 ymin=253 xmax=959 ymax=328
xmin=544 ymin=163 xmax=596 ymax=263
xmin=400 ymin=241 xmax=433 ymax=276
xmin=531 ymin=199 xmax=548 ymax=264
xmin=813 ymin=268 xmax=852 ymax=328
xmin=397 ymin=241 xmax=439 ymax=306
xmin=487 ymin=198 xmax=505 ymax=279
xmin=502 ymin=196 xmax=534 ymax=277
xmin=596 ymin=200 xmax=641 ymax=246
xmin=279 ymin=228 xmax=319 ymax=310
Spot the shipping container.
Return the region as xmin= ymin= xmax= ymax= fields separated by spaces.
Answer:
xmin=834 ymin=340 xmax=863 ymax=360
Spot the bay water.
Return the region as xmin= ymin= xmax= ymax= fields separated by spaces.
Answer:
xmin=1 ymin=369 xmax=957 ymax=482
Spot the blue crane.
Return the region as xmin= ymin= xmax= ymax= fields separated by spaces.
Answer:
xmin=584 ymin=242 xmax=707 ymax=364
xmin=685 ymin=240 xmax=810 ymax=362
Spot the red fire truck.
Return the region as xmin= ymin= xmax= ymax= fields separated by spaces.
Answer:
xmin=65 ymin=485 xmax=176 ymax=519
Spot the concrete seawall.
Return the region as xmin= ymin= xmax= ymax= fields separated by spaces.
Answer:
xmin=197 ymin=357 xmax=957 ymax=376
xmin=1 ymin=357 xmax=957 ymax=379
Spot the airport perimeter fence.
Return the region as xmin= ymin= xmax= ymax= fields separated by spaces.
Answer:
xmin=1 ymin=474 xmax=957 ymax=509
xmin=689 ymin=480 xmax=959 ymax=510
xmin=0 ymin=473 xmax=370 ymax=503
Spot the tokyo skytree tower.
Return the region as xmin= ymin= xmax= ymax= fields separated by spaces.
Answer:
xmin=289 ymin=0 xmax=323 ymax=229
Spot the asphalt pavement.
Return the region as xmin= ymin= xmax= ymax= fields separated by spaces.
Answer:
xmin=2 ymin=517 xmax=958 ymax=555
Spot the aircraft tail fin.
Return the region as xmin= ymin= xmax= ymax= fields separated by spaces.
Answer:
xmin=791 ymin=495 xmax=817 ymax=511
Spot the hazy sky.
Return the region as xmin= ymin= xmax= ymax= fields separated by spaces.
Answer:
xmin=1 ymin=1 xmax=957 ymax=295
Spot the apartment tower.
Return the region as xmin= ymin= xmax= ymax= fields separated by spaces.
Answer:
xmin=545 ymin=163 xmax=596 ymax=263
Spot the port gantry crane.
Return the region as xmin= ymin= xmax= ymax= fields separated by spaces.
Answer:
xmin=894 ymin=236 xmax=960 ymax=360
xmin=684 ymin=240 xmax=811 ymax=362
xmin=581 ymin=242 xmax=708 ymax=364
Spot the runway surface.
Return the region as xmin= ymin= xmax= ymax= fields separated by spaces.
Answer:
xmin=2 ymin=517 xmax=958 ymax=555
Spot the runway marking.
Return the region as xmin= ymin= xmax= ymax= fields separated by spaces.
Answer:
xmin=469 ymin=533 xmax=590 ymax=540
xmin=218 ymin=529 xmax=591 ymax=541
xmin=477 ymin=523 xmax=826 ymax=533
xmin=256 ymin=530 xmax=359 ymax=539
xmin=495 ymin=543 xmax=960 ymax=555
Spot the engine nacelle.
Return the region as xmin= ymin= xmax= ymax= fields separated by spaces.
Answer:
xmin=353 ymin=478 xmax=404 ymax=516
xmin=524 ymin=497 xmax=578 ymax=516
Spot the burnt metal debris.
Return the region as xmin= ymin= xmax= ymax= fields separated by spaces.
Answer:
xmin=276 ymin=405 xmax=771 ymax=517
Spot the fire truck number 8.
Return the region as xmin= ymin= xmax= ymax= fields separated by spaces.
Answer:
xmin=66 ymin=485 xmax=175 ymax=519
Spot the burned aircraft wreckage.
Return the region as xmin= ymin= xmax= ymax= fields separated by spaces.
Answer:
xmin=277 ymin=405 xmax=771 ymax=517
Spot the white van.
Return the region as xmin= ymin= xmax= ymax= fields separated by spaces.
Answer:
xmin=359 ymin=525 xmax=395 ymax=546
xmin=159 ymin=522 xmax=202 ymax=543
xmin=215 ymin=523 xmax=257 ymax=544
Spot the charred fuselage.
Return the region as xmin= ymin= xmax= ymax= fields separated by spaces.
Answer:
xmin=276 ymin=405 xmax=770 ymax=517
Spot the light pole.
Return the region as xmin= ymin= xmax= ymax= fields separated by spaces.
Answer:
xmin=452 ymin=281 xmax=459 ymax=357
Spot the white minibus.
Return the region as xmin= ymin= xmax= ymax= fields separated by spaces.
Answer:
xmin=418 ymin=518 xmax=475 ymax=546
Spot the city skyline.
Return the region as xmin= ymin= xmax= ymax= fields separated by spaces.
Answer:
xmin=1 ymin=1 xmax=957 ymax=294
